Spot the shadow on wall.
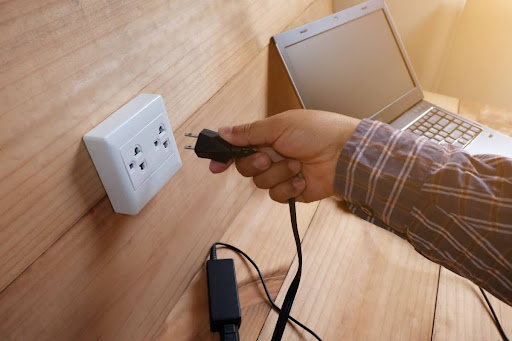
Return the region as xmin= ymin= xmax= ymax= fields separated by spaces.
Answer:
xmin=438 ymin=0 xmax=512 ymax=110
xmin=266 ymin=41 xmax=302 ymax=117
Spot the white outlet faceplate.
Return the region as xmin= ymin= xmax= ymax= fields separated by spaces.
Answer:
xmin=84 ymin=94 xmax=182 ymax=215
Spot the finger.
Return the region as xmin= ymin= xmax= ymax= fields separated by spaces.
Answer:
xmin=234 ymin=152 xmax=271 ymax=177
xmin=209 ymin=159 xmax=233 ymax=174
xmin=269 ymin=177 xmax=306 ymax=203
xmin=219 ymin=117 xmax=282 ymax=147
xmin=253 ymin=159 xmax=302 ymax=189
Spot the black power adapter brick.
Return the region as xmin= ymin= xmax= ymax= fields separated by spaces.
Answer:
xmin=206 ymin=258 xmax=241 ymax=341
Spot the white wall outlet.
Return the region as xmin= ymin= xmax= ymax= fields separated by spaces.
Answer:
xmin=84 ymin=94 xmax=182 ymax=215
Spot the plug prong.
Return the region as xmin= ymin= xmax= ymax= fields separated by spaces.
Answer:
xmin=184 ymin=133 xmax=199 ymax=138
xmin=184 ymin=145 xmax=195 ymax=150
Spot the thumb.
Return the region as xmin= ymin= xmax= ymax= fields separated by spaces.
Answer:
xmin=219 ymin=118 xmax=280 ymax=147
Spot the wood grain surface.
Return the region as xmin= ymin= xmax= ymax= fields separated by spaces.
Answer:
xmin=0 ymin=0 xmax=316 ymax=293
xmin=0 ymin=0 xmax=318 ymax=338
xmin=1 ymin=0 xmax=510 ymax=339
xmin=156 ymin=190 xmax=319 ymax=341
xmin=433 ymin=268 xmax=512 ymax=341
xmin=258 ymin=199 xmax=440 ymax=340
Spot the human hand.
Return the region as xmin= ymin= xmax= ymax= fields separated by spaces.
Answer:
xmin=210 ymin=109 xmax=360 ymax=203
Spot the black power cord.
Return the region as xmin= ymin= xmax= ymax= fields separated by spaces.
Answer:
xmin=186 ymin=129 xmax=317 ymax=340
xmin=480 ymin=287 xmax=510 ymax=341
xmin=186 ymin=128 xmax=509 ymax=341
xmin=210 ymin=242 xmax=323 ymax=341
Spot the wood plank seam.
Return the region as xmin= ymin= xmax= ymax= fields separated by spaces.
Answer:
xmin=430 ymin=265 xmax=442 ymax=341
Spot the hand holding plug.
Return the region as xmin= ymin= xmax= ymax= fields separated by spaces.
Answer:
xmin=186 ymin=109 xmax=360 ymax=203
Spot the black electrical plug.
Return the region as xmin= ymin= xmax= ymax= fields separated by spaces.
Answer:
xmin=184 ymin=129 xmax=257 ymax=163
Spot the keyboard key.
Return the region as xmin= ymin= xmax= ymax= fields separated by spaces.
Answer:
xmin=424 ymin=122 xmax=432 ymax=128
xmin=434 ymin=124 xmax=443 ymax=130
xmin=466 ymin=130 xmax=476 ymax=136
xmin=438 ymin=118 xmax=449 ymax=126
xmin=470 ymin=126 xmax=481 ymax=132
xmin=445 ymin=137 xmax=455 ymax=144
xmin=413 ymin=129 xmax=422 ymax=135
xmin=462 ymin=122 xmax=470 ymax=128
xmin=419 ymin=126 xmax=427 ymax=132
xmin=443 ymin=122 xmax=458 ymax=133
xmin=450 ymin=130 xmax=463 ymax=139
xmin=454 ymin=119 xmax=462 ymax=124
xmin=429 ymin=128 xmax=439 ymax=134
xmin=439 ymin=131 xmax=448 ymax=138
xmin=434 ymin=135 xmax=443 ymax=142
xmin=459 ymin=138 xmax=468 ymax=145
xmin=428 ymin=114 xmax=441 ymax=124
xmin=425 ymin=132 xmax=434 ymax=138
xmin=462 ymin=134 xmax=471 ymax=140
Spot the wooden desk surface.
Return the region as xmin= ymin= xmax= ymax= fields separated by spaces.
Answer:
xmin=157 ymin=92 xmax=512 ymax=340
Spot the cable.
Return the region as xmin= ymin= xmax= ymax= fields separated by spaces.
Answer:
xmin=480 ymin=287 xmax=510 ymax=341
xmin=211 ymin=241 xmax=323 ymax=341
xmin=186 ymin=128 xmax=508 ymax=340
xmin=271 ymin=198 xmax=303 ymax=340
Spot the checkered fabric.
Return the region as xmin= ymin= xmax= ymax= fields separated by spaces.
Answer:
xmin=335 ymin=119 xmax=512 ymax=305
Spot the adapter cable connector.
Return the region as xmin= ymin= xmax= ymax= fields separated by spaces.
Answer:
xmin=185 ymin=129 xmax=256 ymax=163
xmin=184 ymin=129 xmax=321 ymax=341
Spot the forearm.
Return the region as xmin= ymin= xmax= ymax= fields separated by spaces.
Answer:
xmin=335 ymin=119 xmax=512 ymax=305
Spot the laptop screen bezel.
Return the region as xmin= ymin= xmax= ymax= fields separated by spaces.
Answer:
xmin=272 ymin=0 xmax=424 ymax=124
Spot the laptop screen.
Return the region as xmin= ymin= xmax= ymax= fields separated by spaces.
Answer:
xmin=283 ymin=10 xmax=415 ymax=119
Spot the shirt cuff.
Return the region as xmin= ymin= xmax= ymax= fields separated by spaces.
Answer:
xmin=334 ymin=119 xmax=446 ymax=234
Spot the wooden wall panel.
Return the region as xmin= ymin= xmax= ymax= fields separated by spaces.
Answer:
xmin=0 ymin=0 xmax=316 ymax=293
xmin=0 ymin=0 xmax=321 ymax=339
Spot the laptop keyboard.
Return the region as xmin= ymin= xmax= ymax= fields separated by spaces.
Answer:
xmin=404 ymin=108 xmax=482 ymax=148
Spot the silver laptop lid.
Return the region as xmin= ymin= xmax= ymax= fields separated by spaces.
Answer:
xmin=273 ymin=0 xmax=423 ymax=123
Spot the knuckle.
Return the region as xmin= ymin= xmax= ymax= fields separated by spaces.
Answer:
xmin=235 ymin=159 xmax=253 ymax=177
xmin=269 ymin=189 xmax=286 ymax=203
xmin=235 ymin=123 xmax=252 ymax=138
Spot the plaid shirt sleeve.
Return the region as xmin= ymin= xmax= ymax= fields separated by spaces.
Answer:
xmin=335 ymin=118 xmax=512 ymax=305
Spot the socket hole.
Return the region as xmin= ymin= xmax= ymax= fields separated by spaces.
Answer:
xmin=139 ymin=162 xmax=146 ymax=171
xmin=159 ymin=125 xmax=165 ymax=134
xmin=129 ymin=162 xmax=135 ymax=170
xmin=154 ymin=140 xmax=159 ymax=147
xmin=134 ymin=146 xmax=142 ymax=156
xmin=163 ymin=139 xmax=169 ymax=149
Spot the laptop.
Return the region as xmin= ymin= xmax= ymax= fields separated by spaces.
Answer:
xmin=273 ymin=0 xmax=512 ymax=158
